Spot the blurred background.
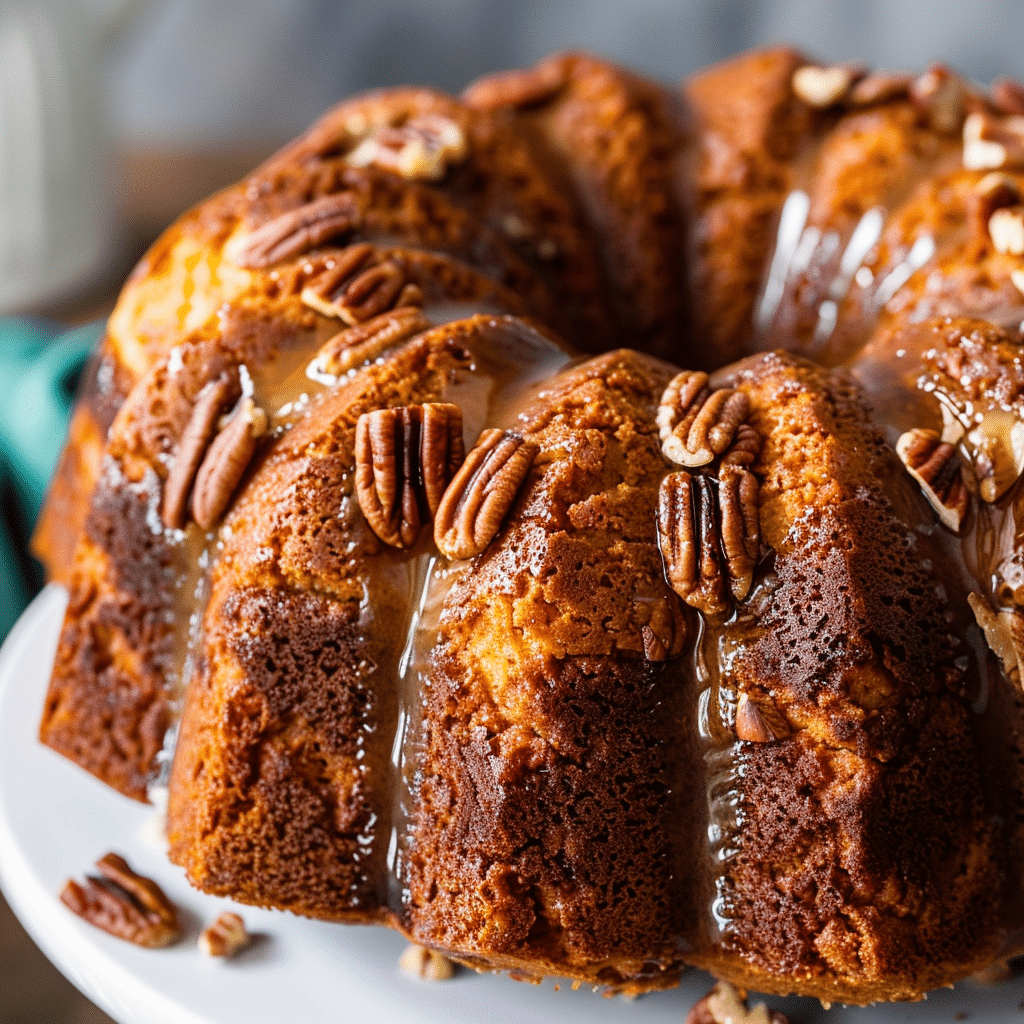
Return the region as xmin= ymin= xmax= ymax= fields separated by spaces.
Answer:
xmin=4 ymin=0 xmax=1024 ymax=1019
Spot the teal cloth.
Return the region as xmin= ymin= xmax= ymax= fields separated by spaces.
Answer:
xmin=0 ymin=319 xmax=104 ymax=637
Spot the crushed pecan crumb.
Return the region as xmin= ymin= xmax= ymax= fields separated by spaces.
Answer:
xmin=60 ymin=852 xmax=180 ymax=948
xmin=434 ymin=428 xmax=537 ymax=560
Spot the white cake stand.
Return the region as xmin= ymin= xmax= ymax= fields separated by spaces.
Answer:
xmin=0 ymin=585 xmax=1017 ymax=1024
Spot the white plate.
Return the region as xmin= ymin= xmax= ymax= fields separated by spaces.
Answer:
xmin=0 ymin=585 xmax=1019 ymax=1024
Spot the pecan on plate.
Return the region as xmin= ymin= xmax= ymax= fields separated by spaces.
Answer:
xmin=60 ymin=852 xmax=180 ymax=948
xmin=434 ymin=428 xmax=538 ymax=560
xmin=310 ymin=307 xmax=431 ymax=378
xmin=356 ymin=403 xmax=465 ymax=548
xmin=229 ymin=193 xmax=361 ymax=269
xmin=658 ymin=370 xmax=750 ymax=468
xmin=735 ymin=693 xmax=790 ymax=743
xmin=657 ymin=471 xmax=730 ymax=618
xmin=191 ymin=397 xmax=269 ymax=531
xmin=162 ymin=373 xmax=237 ymax=530
xmin=347 ymin=112 xmax=469 ymax=182
xmin=398 ymin=943 xmax=455 ymax=982
xmin=896 ymin=428 xmax=970 ymax=529
xmin=686 ymin=981 xmax=791 ymax=1024
xmin=199 ymin=912 xmax=249 ymax=958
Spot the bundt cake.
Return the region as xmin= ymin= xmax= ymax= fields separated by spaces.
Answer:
xmin=31 ymin=47 xmax=1024 ymax=1003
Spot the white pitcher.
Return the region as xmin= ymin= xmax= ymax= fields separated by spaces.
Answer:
xmin=0 ymin=0 xmax=141 ymax=314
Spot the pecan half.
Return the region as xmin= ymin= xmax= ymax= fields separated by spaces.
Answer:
xmin=910 ymin=64 xmax=967 ymax=134
xmin=657 ymin=471 xmax=730 ymax=619
xmin=849 ymin=70 xmax=913 ymax=106
xmin=718 ymin=466 xmax=760 ymax=600
xmin=229 ymin=193 xmax=360 ymax=269
xmin=434 ymin=428 xmax=537 ymax=560
xmin=735 ymin=693 xmax=790 ymax=743
xmin=967 ymin=411 xmax=1024 ymax=502
xmin=993 ymin=78 xmax=1024 ymax=116
xmin=792 ymin=64 xmax=860 ymax=108
xmin=310 ymin=307 xmax=431 ymax=378
xmin=964 ymin=110 xmax=1024 ymax=170
xmin=199 ymin=912 xmax=249 ymax=958
xmin=356 ymin=403 xmax=465 ymax=548
xmin=191 ymin=397 xmax=269 ymax=531
xmin=658 ymin=370 xmax=749 ymax=467
xmin=463 ymin=62 xmax=567 ymax=110
xmin=162 ymin=374 xmax=236 ymax=529
xmin=302 ymin=247 xmax=409 ymax=325
xmin=720 ymin=422 xmax=762 ymax=469
xmin=686 ymin=981 xmax=791 ymax=1024
xmin=348 ymin=113 xmax=468 ymax=182
xmin=896 ymin=428 xmax=970 ymax=529
xmin=60 ymin=852 xmax=180 ymax=948
xmin=398 ymin=943 xmax=455 ymax=982
xmin=969 ymin=592 xmax=1024 ymax=689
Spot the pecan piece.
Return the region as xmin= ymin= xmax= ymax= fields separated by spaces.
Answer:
xmin=657 ymin=471 xmax=730 ymax=619
xmin=910 ymin=64 xmax=967 ymax=133
xmin=849 ymin=70 xmax=913 ymax=106
xmin=356 ymin=403 xmax=465 ymax=548
xmin=969 ymin=592 xmax=1024 ymax=689
xmin=896 ymin=428 xmax=970 ymax=529
xmin=658 ymin=370 xmax=749 ymax=467
xmin=434 ymin=428 xmax=538 ymax=560
xmin=720 ymin=422 xmax=762 ymax=468
xmin=301 ymin=247 xmax=409 ymax=325
xmin=229 ymin=193 xmax=360 ymax=269
xmin=792 ymin=63 xmax=860 ymax=108
xmin=964 ymin=110 xmax=1024 ymax=170
xmin=463 ymin=62 xmax=567 ymax=110
xmin=735 ymin=693 xmax=790 ymax=743
xmin=993 ymin=78 xmax=1024 ymax=116
xmin=398 ymin=943 xmax=455 ymax=982
xmin=60 ymin=852 xmax=180 ymax=948
xmin=718 ymin=466 xmax=760 ymax=600
xmin=348 ymin=113 xmax=468 ymax=182
xmin=989 ymin=205 xmax=1024 ymax=254
xmin=309 ymin=307 xmax=431 ymax=378
xmin=161 ymin=373 xmax=236 ymax=529
xmin=191 ymin=397 xmax=269 ymax=531
xmin=199 ymin=912 xmax=249 ymax=958
xmin=642 ymin=625 xmax=668 ymax=662
xmin=966 ymin=411 xmax=1024 ymax=502
xmin=686 ymin=981 xmax=791 ymax=1024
